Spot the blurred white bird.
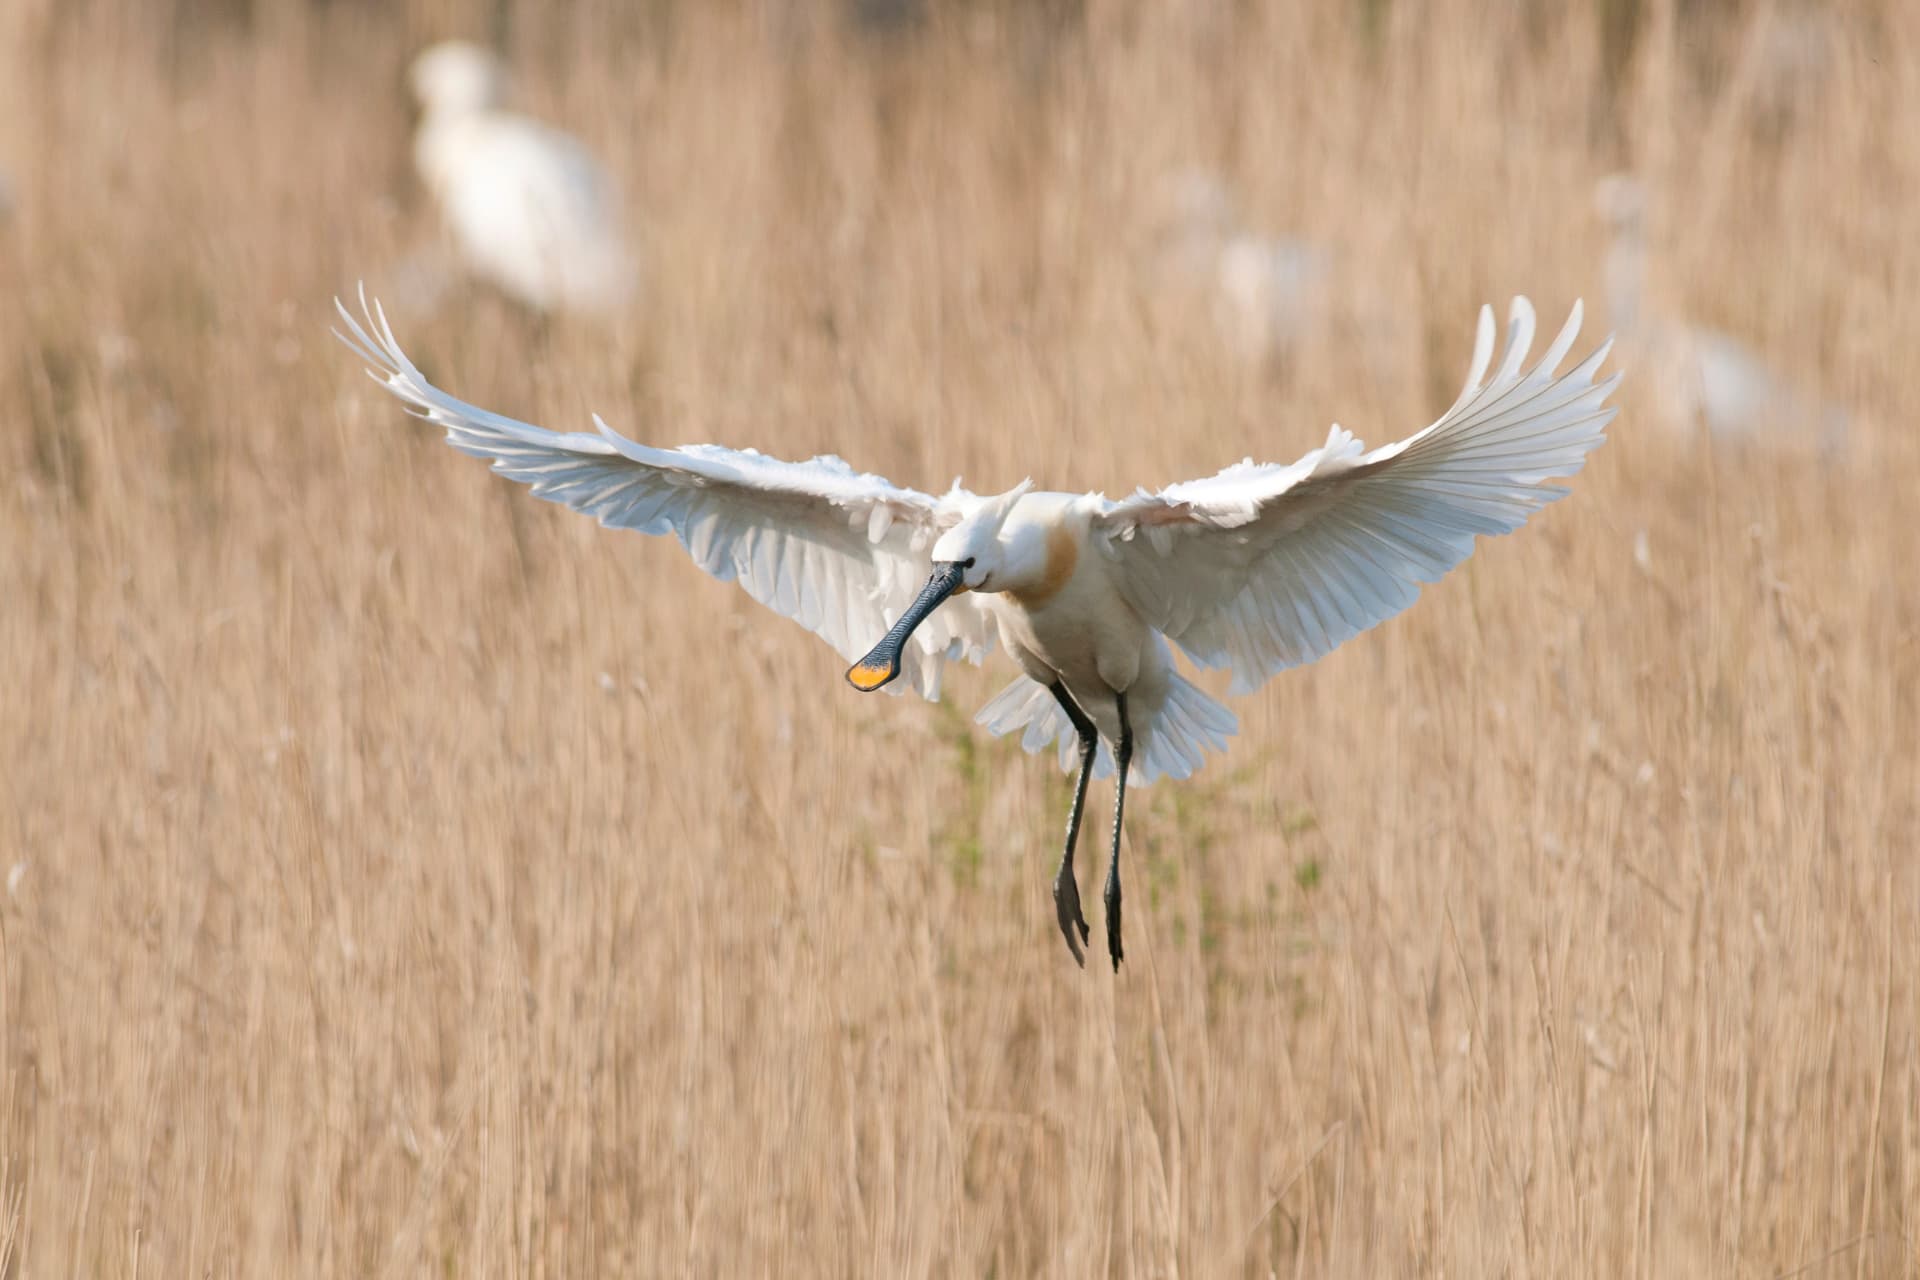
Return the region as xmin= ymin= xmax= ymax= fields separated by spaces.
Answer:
xmin=339 ymin=289 xmax=1616 ymax=970
xmin=410 ymin=41 xmax=636 ymax=315
xmin=1151 ymin=171 xmax=1331 ymax=367
xmin=1596 ymin=173 xmax=1845 ymax=454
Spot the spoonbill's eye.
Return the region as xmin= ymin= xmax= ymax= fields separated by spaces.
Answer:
xmin=963 ymin=557 xmax=976 ymax=568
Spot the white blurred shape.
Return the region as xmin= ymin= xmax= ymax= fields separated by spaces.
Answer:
xmin=410 ymin=41 xmax=637 ymax=316
xmin=1597 ymin=173 xmax=1846 ymax=456
xmin=1152 ymin=170 xmax=1330 ymax=366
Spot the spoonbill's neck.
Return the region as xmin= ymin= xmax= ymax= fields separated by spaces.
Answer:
xmin=414 ymin=111 xmax=496 ymax=193
xmin=994 ymin=506 xmax=1083 ymax=608
xmin=1604 ymin=227 xmax=1645 ymax=335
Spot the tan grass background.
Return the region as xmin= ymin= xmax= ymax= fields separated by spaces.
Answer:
xmin=2 ymin=0 xmax=1917 ymax=1274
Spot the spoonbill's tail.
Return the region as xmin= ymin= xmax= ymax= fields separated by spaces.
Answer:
xmin=976 ymin=664 xmax=1237 ymax=786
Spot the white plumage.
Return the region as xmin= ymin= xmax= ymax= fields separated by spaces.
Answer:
xmin=1097 ymin=301 xmax=1614 ymax=693
xmin=337 ymin=288 xmax=1616 ymax=968
xmin=410 ymin=41 xmax=636 ymax=315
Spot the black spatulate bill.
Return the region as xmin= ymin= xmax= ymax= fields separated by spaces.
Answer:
xmin=846 ymin=561 xmax=968 ymax=692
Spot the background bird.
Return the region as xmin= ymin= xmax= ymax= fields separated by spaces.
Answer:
xmin=1596 ymin=172 xmax=1845 ymax=455
xmin=1149 ymin=170 xmax=1332 ymax=369
xmin=409 ymin=40 xmax=637 ymax=315
xmin=338 ymin=290 xmax=1617 ymax=970
xmin=13 ymin=6 xmax=1915 ymax=1269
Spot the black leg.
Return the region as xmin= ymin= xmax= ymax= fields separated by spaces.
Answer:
xmin=1106 ymin=692 xmax=1133 ymax=972
xmin=1048 ymin=681 xmax=1097 ymax=967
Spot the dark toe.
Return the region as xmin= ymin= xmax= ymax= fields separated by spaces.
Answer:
xmin=1054 ymin=879 xmax=1090 ymax=967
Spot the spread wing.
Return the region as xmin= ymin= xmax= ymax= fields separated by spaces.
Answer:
xmin=1095 ymin=297 xmax=1618 ymax=694
xmin=335 ymin=289 xmax=994 ymax=697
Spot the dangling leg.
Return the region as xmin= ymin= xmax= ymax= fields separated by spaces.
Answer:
xmin=1048 ymin=681 xmax=1097 ymax=967
xmin=1105 ymin=692 xmax=1133 ymax=972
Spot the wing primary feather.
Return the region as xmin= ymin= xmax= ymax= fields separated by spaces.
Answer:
xmin=334 ymin=290 xmax=994 ymax=702
xmin=1094 ymin=297 xmax=1615 ymax=691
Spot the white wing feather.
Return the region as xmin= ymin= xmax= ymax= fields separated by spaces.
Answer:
xmin=335 ymin=290 xmax=994 ymax=697
xmin=1097 ymin=297 xmax=1618 ymax=693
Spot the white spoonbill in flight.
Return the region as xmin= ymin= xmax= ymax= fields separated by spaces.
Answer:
xmin=336 ymin=290 xmax=1617 ymax=970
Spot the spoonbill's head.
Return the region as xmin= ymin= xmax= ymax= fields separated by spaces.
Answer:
xmin=410 ymin=41 xmax=509 ymax=118
xmin=846 ymin=482 xmax=1032 ymax=692
xmin=1154 ymin=170 xmax=1237 ymax=244
xmin=1594 ymin=173 xmax=1647 ymax=236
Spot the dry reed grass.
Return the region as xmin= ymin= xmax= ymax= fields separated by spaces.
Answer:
xmin=1 ymin=0 xmax=1916 ymax=1274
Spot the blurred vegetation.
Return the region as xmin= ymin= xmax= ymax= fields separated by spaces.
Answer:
xmin=0 ymin=0 xmax=1913 ymax=1276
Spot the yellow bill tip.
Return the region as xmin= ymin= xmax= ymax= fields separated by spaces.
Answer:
xmin=846 ymin=660 xmax=896 ymax=692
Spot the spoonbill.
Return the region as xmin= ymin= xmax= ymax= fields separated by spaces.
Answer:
xmin=409 ymin=41 xmax=636 ymax=315
xmin=336 ymin=289 xmax=1617 ymax=970
xmin=1596 ymin=173 xmax=1844 ymax=454
xmin=1151 ymin=171 xmax=1331 ymax=367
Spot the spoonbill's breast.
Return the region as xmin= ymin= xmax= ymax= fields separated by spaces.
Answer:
xmin=419 ymin=113 xmax=635 ymax=313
